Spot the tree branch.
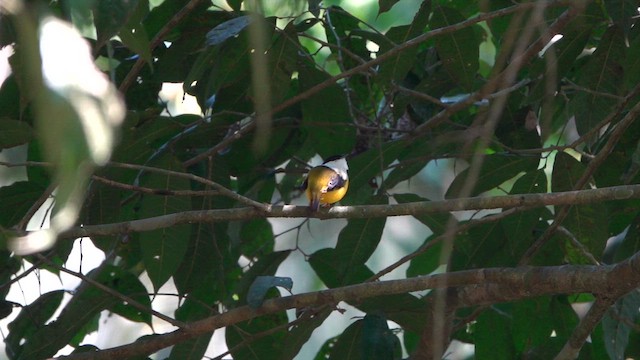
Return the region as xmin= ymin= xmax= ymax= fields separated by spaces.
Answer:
xmin=57 ymin=255 xmax=640 ymax=360
xmin=53 ymin=184 xmax=640 ymax=240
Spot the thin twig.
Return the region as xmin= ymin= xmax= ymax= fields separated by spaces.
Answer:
xmin=36 ymin=254 xmax=185 ymax=328
xmin=92 ymin=175 xmax=220 ymax=197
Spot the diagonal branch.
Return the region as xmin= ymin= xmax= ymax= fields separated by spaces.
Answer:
xmin=57 ymin=254 xmax=640 ymax=360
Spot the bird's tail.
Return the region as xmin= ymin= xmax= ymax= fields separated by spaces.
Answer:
xmin=310 ymin=196 xmax=321 ymax=211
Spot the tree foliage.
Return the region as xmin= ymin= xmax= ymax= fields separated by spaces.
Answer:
xmin=1 ymin=0 xmax=640 ymax=359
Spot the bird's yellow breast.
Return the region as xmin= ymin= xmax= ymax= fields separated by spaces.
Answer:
xmin=305 ymin=166 xmax=348 ymax=209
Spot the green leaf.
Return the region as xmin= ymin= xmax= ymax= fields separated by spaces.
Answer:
xmin=445 ymin=155 xmax=539 ymax=199
xmin=512 ymin=297 xmax=554 ymax=353
xmin=378 ymin=0 xmax=401 ymax=16
xmin=299 ymin=62 xmax=356 ymax=158
xmin=205 ymin=16 xmax=252 ymax=46
xmin=310 ymin=248 xmax=375 ymax=288
xmin=227 ymin=0 xmax=243 ymax=11
xmin=226 ymin=311 xmax=288 ymax=360
xmin=93 ymin=0 xmax=140 ymax=49
xmin=345 ymin=141 xmax=406 ymax=205
xmin=528 ymin=12 xmax=593 ymax=104
xmin=247 ymin=276 xmax=293 ymax=308
xmin=0 ymin=118 xmax=32 ymax=149
xmin=362 ymin=313 xmax=401 ymax=360
xmin=624 ymin=33 xmax=640 ymax=90
xmin=119 ymin=0 xmax=152 ymax=67
xmin=552 ymin=152 xmax=608 ymax=263
xmin=6 ymin=290 xmax=65 ymax=359
xmin=383 ymin=158 xmax=429 ymax=190
xmin=173 ymin=222 xmax=220 ymax=297
xmin=108 ymin=269 xmax=153 ymax=326
xmin=377 ymin=1 xmax=431 ymax=86
xmin=431 ymin=5 xmax=479 ymax=91
xmin=475 ymin=307 xmax=515 ymax=360
xmin=282 ymin=308 xmax=332 ymax=359
xmin=605 ymin=0 xmax=636 ymax=34
xmin=321 ymin=319 xmax=364 ymax=359
xmin=550 ymin=296 xmax=580 ymax=340
xmin=571 ymin=25 xmax=625 ymax=137
xmin=0 ymin=181 xmax=46 ymax=227
xmin=394 ymin=193 xmax=453 ymax=234
xmin=451 ymin=220 xmax=509 ymax=270
xmin=138 ymin=155 xmax=192 ymax=291
xmin=358 ymin=294 xmax=427 ymax=333
xmin=169 ymin=295 xmax=217 ymax=360
xmin=406 ymin=236 xmax=442 ymax=277
xmin=17 ymin=265 xmax=133 ymax=359
xmin=501 ymin=170 xmax=547 ymax=249
xmin=602 ymin=290 xmax=640 ymax=360
xmin=310 ymin=207 xmax=386 ymax=287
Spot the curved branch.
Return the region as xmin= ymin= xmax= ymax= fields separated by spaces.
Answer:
xmin=57 ymin=255 xmax=640 ymax=360
xmin=55 ymin=184 xmax=640 ymax=240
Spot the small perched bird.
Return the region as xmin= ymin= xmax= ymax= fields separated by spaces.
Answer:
xmin=302 ymin=155 xmax=349 ymax=211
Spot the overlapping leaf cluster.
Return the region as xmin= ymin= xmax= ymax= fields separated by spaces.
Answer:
xmin=1 ymin=0 xmax=640 ymax=359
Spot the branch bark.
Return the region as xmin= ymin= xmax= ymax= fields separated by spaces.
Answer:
xmin=53 ymin=184 xmax=640 ymax=240
xmin=57 ymin=252 xmax=640 ymax=360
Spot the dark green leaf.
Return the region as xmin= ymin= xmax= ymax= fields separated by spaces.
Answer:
xmin=377 ymin=1 xmax=431 ymax=86
xmin=475 ymin=307 xmax=515 ymax=360
xmin=501 ymin=170 xmax=547 ymax=249
xmin=206 ymin=16 xmax=252 ymax=46
xmin=406 ymin=236 xmax=442 ymax=277
xmin=109 ymin=270 xmax=153 ymax=326
xmin=445 ymin=155 xmax=539 ymax=199
xmin=322 ymin=319 xmax=364 ymax=359
xmin=378 ymin=0 xmax=401 ymax=16
xmin=282 ymin=308 xmax=332 ymax=359
xmin=549 ymin=296 xmax=579 ymax=343
xmin=119 ymin=0 xmax=152 ymax=67
xmin=138 ymin=154 xmax=192 ymax=291
xmin=0 ymin=181 xmax=46 ymax=227
xmin=310 ymin=202 xmax=386 ymax=287
xmin=431 ymin=5 xmax=479 ymax=91
xmin=512 ymin=297 xmax=554 ymax=353
xmin=552 ymin=152 xmax=608 ymax=263
xmin=6 ymin=291 xmax=64 ymax=359
xmin=17 ymin=265 xmax=134 ymax=359
xmin=227 ymin=0 xmax=243 ymax=12
xmin=226 ymin=311 xmax=288 ymax=360
xmin=0 ymin=118 xmax=32 ymax=148
xmin=358 ymin=294 xmax=427 ymax=334
xmin=624 ymin=33 xmax=640 ymax=90
xmin=345 ymin=141 xmax=406 ymax=205
xmin=310 ymin=248 xmax=375 ymax=288
xmin=94 ymin=0 xmax=140 ymax=49
xmin=247 ymin=276 xmax=293 ymax=308
xmin=605 ymin=0 xmax=636 ymax=34
xmin=571 ymin=25 xmax=625 ymax=137
xmin=602 ymin=290 xmax=640 ymax=360
xmin=299 ymin=62 xmax=356 ymax=158
xmin=362 ymin=313 xmax=401 ymax=360
xmin=169 ymin=294 xmax=217 ymax=360
xmin=394 ymin=193 xmax=453 ymax=234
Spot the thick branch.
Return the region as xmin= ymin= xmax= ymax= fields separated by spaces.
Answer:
xmin=57 ymin=258 xmax=640 ymax=360
xmin=55 ymin=184 xmax=640 ymax=240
